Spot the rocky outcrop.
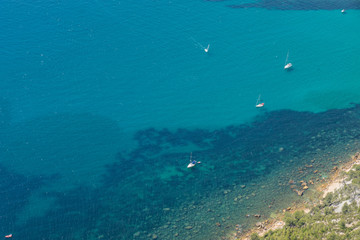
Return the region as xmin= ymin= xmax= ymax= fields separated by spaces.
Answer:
xmin=293 ymin=189 xmax=304 ymax=196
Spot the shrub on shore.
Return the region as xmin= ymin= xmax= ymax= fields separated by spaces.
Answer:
xmin=253 ymin=164 xmax=360 ymax=239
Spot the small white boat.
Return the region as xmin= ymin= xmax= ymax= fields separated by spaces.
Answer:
xmin=187 ymin=161 xmax=196 ymax=168
xmin=341 ymin=9 xmax=346 ymax=13
xmin=204 ymin=44 xmax=210 ymax=53
xmin=256 ymin=102 xmax=265 ymax=108
xmin=187 ymin=152 xmax=200 ymax=168
xmin=284 ymin=63 xmax=293 ymax=70
xmin=255 ymin=94 xmax=264 ymax=108
xmin=284 ymin=50 xmax=292 ymax=70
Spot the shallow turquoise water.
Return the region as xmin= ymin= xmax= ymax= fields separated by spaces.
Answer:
xmin=0 ymin=0 xmax=360 ymax=239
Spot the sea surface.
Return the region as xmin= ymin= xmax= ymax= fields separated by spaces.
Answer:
xmin=0 ymin=0 xmax=360 ymax=239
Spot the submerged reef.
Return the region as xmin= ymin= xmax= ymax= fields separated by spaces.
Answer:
xmin=6 ymin=104 xmax=360 ymax=239
xmin=228 ymin=0 xmax=360 ymax=10
xmin=95 ymin=104 xmax=360 ymax=239
xmin=18 ymin=186 xmax=102 ymax=240
xmin=0 ymin=163 xmax=52 ymax=235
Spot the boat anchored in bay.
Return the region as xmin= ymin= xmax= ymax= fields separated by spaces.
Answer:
xmin=204 ymin=44 xmax=210 ymax=53
xmin=187 ymin=152 xmax=201 ymax=168
xmin=256 ymin=94 xmax=264 ymax=108
xmin=284 ymin=50 xmax=293 ymax=70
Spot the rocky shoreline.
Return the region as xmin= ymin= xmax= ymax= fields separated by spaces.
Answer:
xmin=236 ymin=152 xmax=360 ymax=240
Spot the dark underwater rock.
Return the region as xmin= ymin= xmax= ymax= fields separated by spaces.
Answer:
xmin=228 ymin=0 xmax=360 ymax=11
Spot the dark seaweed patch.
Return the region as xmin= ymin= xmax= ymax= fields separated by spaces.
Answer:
xmin=93 ymin=105 xmax=360 ymax=239
xmin=12 ymin=104 xmax=360 ymax=239
xmin=16 ymin=186 xmax=102 ymax=240
xmin=0 ymin=164 xmax=52 ymax=235
xmin=228 ymin=0 xmax=360 ymax=10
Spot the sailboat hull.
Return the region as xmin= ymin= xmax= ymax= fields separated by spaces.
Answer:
xmin=255 ymin=94 xmax=264 ymax=108
xmin=284 ymin=63 xmax=292 ymax=69
xmin=187 ymin=163 xmax=196 ymax=168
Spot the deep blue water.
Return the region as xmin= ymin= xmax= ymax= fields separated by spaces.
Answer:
xmin=0 ymin=0 xmax=360 ymax=239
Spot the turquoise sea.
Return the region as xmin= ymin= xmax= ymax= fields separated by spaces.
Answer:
xmin=1 ymin=0 xmax=360 ymax=239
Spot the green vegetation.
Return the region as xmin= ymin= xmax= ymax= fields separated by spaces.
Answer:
xmin=252 ymin=164 xmax=360 ymax=240
xmin=250 ymin=233 xmax=261 ymax=240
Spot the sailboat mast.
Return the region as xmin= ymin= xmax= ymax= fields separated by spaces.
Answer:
xmin=285 ymin=50 xmax=289 ymax=65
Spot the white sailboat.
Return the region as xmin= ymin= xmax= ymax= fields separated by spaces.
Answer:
xmin=255 ymin=94 xmax=264 ymax=108
xmin=341 ymin=9 xmax=346 ymax=13
xmin=284 ymin=50 xmax=293 ymax=70
xmin=187 ymin=152 xmax=201 ymax=168
xmin=204 ymin=44 xmax=210 ymax=53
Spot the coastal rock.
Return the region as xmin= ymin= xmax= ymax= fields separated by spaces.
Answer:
xmin=216 ymin=222 xmax=221 ymax=227
xmin=288 ymin=180 xmax=295 ymax=184
xmin=223 ymin=189 xmax=231 ymax=194
xmin=152 ymin=234 xmax=158 ymax=239
xmin=133 ymin=232 xmax=140 ymax=238
xmin=184 ymin=226 xmax=193 ymax=230
xmin=254 ymin=214 xmax=261 ymax=218
xmin=256 ymin=222 xmax=265 ymax=229
xmin=309 ymin=180 xmax=314 ymax=184
xmin=303 ymin=186 xmax=309 ymax=190
xmin=241 ymin=185 xmax=246 ymax=188
xmin=293 ymin=189 xmax=304 ymax=196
